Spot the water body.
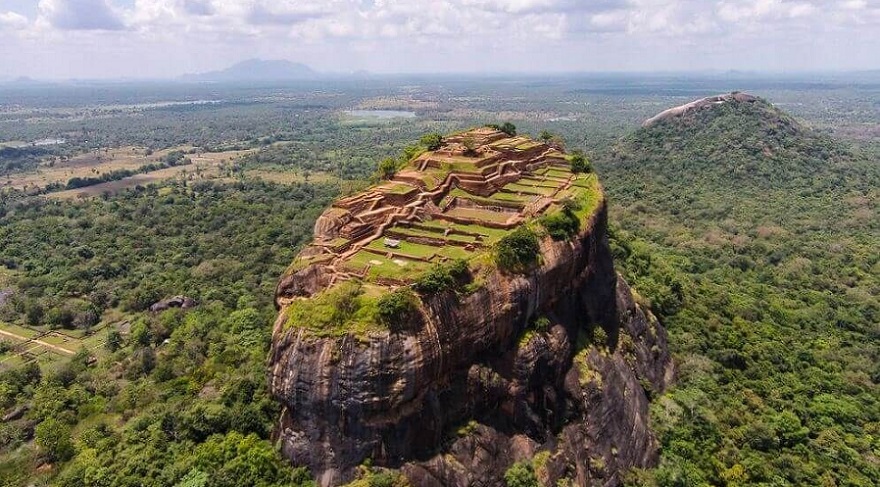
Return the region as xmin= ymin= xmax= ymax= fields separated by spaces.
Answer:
xmin=33 ymin=138 xmax=66 ymax=146
xmin=0 ymin=138 xmax=65 ymax=148
xmin=344 ymin=110 xmax=417 ymax=119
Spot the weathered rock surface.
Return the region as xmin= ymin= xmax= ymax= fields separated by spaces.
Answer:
xmin=642 ymin=92 xmax=758 ymax=128
xmin=148 ymin=295 xmax=196 ymax=313
xmin=269 ymin=198 xmax=673 ymax=486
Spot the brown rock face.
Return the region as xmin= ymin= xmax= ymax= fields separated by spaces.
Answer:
xmin=269 ymin=199 xmax=673 ymax=486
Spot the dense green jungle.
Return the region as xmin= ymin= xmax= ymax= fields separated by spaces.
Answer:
xmin=0 ymin=75 xmax=877 ymax=486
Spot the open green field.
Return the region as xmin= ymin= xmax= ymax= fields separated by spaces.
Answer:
xmin=42 ymin=150 xmax=244 ymax=198
xmin=243 ymin=168 xmax=339 ymax=185
xmin=0 ymin=319 xmax=116 ymax=371
xmin=48 ymin=165 xmax=203 ymax=199
xmin=4 ymin=147 xmax=151 ymax=191
xmin=0 ymin=321 xmax=41 ymax=340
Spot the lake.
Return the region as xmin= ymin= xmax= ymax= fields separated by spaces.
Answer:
xmin=343 ymin=110 xmax=417 ymax=119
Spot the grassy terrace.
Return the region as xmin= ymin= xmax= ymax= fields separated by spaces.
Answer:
xmin=543 ymin=168 xmax=573 ymax=179
xmin=0 ymin=322 xmax=41 ymax=340
xmin=490 ymin=192 xmax=538 ymax=204
xmin=515 ymin=140 xmax=544 ymax=150
xmin=366 ymin=238 xmax=438 ymax=258
xmin=448 ymin=188 xmax=528 ymax=207
xmin=517 ymin=177 xmax=563 ymax=188
xmin=490 ymin=136 xmax=530 ymax=149
xmin=379 ymin=182 xmax=418 ymax=195
xmin=387 ymin=225 xmax=481 ymax=245
xmin=561 ymin=174 xmax=602 ymax=221
xmin=406 ymin=168 xmax=450 ymax=190
xmin=444 ymin=207 xmax=516 ymax=224
xmin=433 ymin=156 xmax=494 ymax=173
xmin=324 ymin=237 xmax=351 ymax=248
xmin=502 ymin=182 xmax=558 ymax=196
xmin=342 ymin=250 xmax=431 ymax=281
xmin=416 ymin=220 xmax=511 ymax=241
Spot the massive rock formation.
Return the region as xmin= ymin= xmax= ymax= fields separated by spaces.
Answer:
xmin=269 ymin=129 xmax=673 ymax=486
xmin=642 ymin=92 xmax=758 ymax=128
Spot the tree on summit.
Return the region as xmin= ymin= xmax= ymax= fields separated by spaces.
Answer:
xmin=500 ymin=122 xmax=517 ymax=136
xmin=377 ymin=157 xmax=398 ymax=180
xmin=486 ymin=122 xmax=517 ymax=136
xmin=419 ymin=133 xmax=443 ymax=150
xmin=570 ymin=150 xmax=592 ymax=174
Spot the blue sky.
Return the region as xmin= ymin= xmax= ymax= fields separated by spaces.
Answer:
xmin=0 ymin=0 xmax=878 ymax=79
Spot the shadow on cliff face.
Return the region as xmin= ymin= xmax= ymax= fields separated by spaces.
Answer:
xmin=269 ymin=203 xmax=673 ymax=486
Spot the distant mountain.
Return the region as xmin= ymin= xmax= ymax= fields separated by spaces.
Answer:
xmin=0 ymin=76 xmax=59 ymax=88
xmin=180 ymin=59 xmax=318 ymax=82
xmin=11 ymin=76 xmax=37 ymax=84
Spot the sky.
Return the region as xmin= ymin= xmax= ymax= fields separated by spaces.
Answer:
xmin=0 ymin=0 xmax=878 ymax=79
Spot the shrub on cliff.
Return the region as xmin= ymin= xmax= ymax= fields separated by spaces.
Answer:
xmin=494 ymin=226 xmax=541 ymax=273
xmin=377 ymin=289 xmax=419 ymax=331
xmin=504 ymin=461 xmax=538 ymax=487
xmin=412 ymin=259 xmax=470 ymax=295
xmin=540 ymin=198 xmax=581 ymax=241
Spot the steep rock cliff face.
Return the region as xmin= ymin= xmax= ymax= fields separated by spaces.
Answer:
xmin=269 ymin=198 xmax=673 ymax=486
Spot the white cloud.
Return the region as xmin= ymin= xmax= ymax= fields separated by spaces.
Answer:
xmin=0 ymin=11 xmax=29 ymax=30
xmin=1 ymin=0 xmax=879 ymax=78
xmin=37 ymin=0 xmax=126 ymax=31
xmin=717 ymin=0 xmax=818 ymax=22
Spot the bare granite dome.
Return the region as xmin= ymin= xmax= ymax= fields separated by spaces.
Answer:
xmin=642 ymin=92 xmax=759 ymax=128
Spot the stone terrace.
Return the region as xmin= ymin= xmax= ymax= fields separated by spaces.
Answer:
xmin=283 ymin=128 xmax=594 ymax=293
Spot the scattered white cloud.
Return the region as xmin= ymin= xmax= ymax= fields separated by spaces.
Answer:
xmin=0 ymin=11 xmax=29 ymax=30
xmin=717 ymin=0 xmax=818 ymax=22
xmin=183 ymin=0 xmax=214 ymax=16
xmin=0 ymin=0 xmax=878 ymax=78
xmin=37 ymin=0 xmax=126 ymax=31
